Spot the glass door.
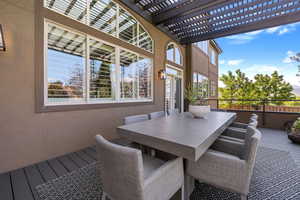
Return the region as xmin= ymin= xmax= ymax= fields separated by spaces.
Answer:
xmin=165 ymin=66 xmax=183 ymax=113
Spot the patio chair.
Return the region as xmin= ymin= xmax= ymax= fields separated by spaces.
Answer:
xmin=187 ymin=127 xmax=261 ymax=200
xmin=123 ymin=114 xmax=149 ymax=125
xmin=95 ymin=135 xmax=184 ymax=200
xmin=220 ymin=115 xmax=258 ymax=142
xmin=149 ymin=111 xmax=166 ymax=119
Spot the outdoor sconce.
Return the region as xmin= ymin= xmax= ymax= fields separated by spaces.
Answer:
xmin=0 ymin=25 xmax=6 ymax=51
xmin=158 ymin=69 xmax=167 ymax=80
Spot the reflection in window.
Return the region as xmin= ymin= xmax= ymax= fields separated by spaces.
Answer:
xmin=139 ymin=25 xmax=153 ymax=52
xmin=47 ymin=23 xmax=85 ymax=103
xmin=193 ymin=72 xmax=209 ymax=98
xmin=210 ymin=50 xmax=216 ymax=65
xmin=120 ymin=50 xmax=138 ymax=99
xmin=44 ymin=0 xmax=153 ymax=52
xmin=119 ymin=8 xmax=138 ymax=45
xmin=45 ymin=0 xmax=87 ymax=23
xmin=89 ymin=38 xmax=116 ymax=100
xmin=210 ymin=80 xmax=217 ymax=97
xmin=138 ymin=57 xmax=152 ymax=99
xmin=45 ymin=22 xmax=153 ymax=105
xmin=89 ymin=0 xmax=117 ymax=36
xmin=166 ymin=43 xmax=182 ymax=65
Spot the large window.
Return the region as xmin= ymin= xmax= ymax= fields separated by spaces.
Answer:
xmin=46 ymin=22 xmax=153 ymax=105
xmin=44 ymin=0 xmax=153 ymax=52
xmin=166 ymin=43 xmax=182 ymax=65
xmin=193 ymin=73 xmax=209 ymax=98
xmin=210 ymin=49 xmax=216 ymax=65
xmin=195 ymin=41 xmax=208 ymax=55
xmin=210 ymin=80 xmax=217 ymax=97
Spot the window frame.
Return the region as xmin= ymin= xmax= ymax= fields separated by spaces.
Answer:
xmin=166 ymin=42 xmax=183 ymax=66
xmin=44 ymin=20 xmax=153 ymax=107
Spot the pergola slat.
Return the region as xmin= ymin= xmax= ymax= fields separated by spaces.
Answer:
xmin=153 ymin=0 xmax=227 ymax=25
xmin=122 ymin=0 xmax=300 ymax=44
xmin=180 ymin=0 xmax=299 ymax=40
xmin=181 ymin=8 xmax=300 ymax=44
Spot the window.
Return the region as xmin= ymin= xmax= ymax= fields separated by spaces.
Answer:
xmin=166 ymin=43 xmax=182 ymax=65
xmin=196 ymin=41 xmax=208 ymax=55
xmin=210 ymin=80 xmax=217 ymax=97
xmin=46 ymin=22 xmax=153 ymax=105
xmin=44 ymin=0 xmax=153 ymax=52
xmin=193 ymin=72 xmax=209 ymax=98
xmin=210 ymin=49 xmax=216 ymax=65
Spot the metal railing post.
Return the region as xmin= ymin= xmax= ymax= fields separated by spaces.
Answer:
xmin=262 ymin=99 xmax=266 ymax=126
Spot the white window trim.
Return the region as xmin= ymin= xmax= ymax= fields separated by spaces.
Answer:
xmin=44 ymin=20 xmax=153 ymax=106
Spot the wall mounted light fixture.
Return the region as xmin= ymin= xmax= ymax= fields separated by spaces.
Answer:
xmin=158 ymin=69 xmax=166 ymax=80
xmin=0 ymin=25 xmax=6 ymax=51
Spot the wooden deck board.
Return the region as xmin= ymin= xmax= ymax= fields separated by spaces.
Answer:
xmin=24 ymin=165 xmax=45 ymax=200
xmin=75 ymin=151 xmax=95 ymax=164
xmin=68 ymin=153 xmax=88 ymax=167
xmin=11 ymin=169 xmax=35 ymax=200
xmin=37 ymin=161 xmax=57 ymax=181
xmin=48 ymin=158 xmax=68 ymax=177
xmin=58 ymin=156 xmax=79 ymax=172
xmin=0 ymin=172 xmax=13 ymax=200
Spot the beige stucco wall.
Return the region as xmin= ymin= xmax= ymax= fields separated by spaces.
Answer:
xmin=0 ymin=0 xmax=186 ymax=173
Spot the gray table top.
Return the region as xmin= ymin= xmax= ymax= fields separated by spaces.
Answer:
xmin=118 ymin=111 xmax=236 ymax=161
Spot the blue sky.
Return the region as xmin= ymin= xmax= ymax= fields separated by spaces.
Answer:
xmin=216 ymin=22 xmax=300 ymax=94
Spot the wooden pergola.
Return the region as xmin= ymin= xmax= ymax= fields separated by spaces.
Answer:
xmin=122 ymin=0 xmax=300 ymax=44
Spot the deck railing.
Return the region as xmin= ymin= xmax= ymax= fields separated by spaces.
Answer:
xmin=206 ymin=99 xmax=300 ymax=126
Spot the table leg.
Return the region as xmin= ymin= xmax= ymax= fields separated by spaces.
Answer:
xmin=184 ymin=174 xmax=195 ymax=200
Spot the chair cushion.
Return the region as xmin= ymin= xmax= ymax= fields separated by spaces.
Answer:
xmin=142 ymin=155 xmax=165 ymax=179
xmin=228 ymin=126 xmax=247 ymax=133
xmin=220 ymin=135 xmax=244 ymax=143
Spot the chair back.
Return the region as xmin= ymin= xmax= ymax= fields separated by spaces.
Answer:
xmin=95 ymin=135 xmax=144 ymax=200
xmin=124 ymin=114 xmax=149 ymax=125
xmin=242 ymin=127 xmax=261 ymax=163
xmin=149 ymin=111 xmax=166 ymax=119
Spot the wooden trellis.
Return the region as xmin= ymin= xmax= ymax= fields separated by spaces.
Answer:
xmin=123 ymin=0 xmax=300 ymax=44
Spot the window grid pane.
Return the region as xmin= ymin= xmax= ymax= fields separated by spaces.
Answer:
xmin=47 ymin=23 xmax=86 ymax=103
xmin=89 ymin=38 xmax=116 ymax=100
xmin=44 ymin=0 xmax=153 ymax=52
xmin=46 ymin=22 xmax=153 ymax=105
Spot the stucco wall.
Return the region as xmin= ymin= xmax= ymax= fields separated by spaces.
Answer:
xmin=0 ymin=0 xmax=186 ymax=173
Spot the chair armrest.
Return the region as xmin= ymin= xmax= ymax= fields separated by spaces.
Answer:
xmin=211 ymin=138 xmax=244 ymax=158
xmin=223 ymin=127 xmax=246 ymax=139
xmin=144 ymin=157 xmax=184 ymax=199
xmin=231 ymin=122 xmax=248 ymax=129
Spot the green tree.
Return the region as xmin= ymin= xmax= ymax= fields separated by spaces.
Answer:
xmin=220 ymin=70 xmax=295 ymax=106
xmin=219 ymin=70 xmax=254 ymax=106
xmin=253 ymin=71 xmax=295 ymax=105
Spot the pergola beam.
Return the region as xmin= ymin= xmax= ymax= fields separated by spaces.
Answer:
xmin=153 ymin=0 xmax=227 ymax=25
xmin=181 ymin=10 xmax=300 ymax=44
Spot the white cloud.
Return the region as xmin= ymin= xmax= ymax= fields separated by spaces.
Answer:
xmin=244 ymin=65 xmax=282 ymax=80
xmin=283 ymin=51 xmax=296 ymax=64
xmin=225 ymin=23 xmax=300 ymax=44
xmin=219 ymin=60 xmax=226 ymax=65
xmin=228 ymin=59 xmax=244 ymax=66
xmin=266 ymin=26 xmax=281 ymax=33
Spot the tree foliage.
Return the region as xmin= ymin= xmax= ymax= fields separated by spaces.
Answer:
xmin=220 ymin=70 xmax=295 ymax=105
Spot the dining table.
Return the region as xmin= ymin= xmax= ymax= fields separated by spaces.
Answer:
xmin=117 ymin=111 xmax=237 ymax=199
